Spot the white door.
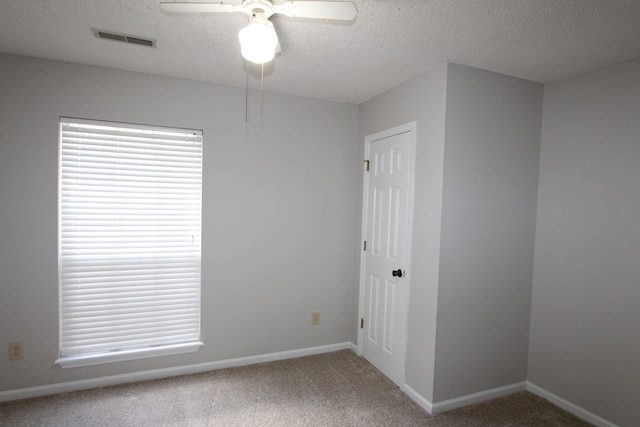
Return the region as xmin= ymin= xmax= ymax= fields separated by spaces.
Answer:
xmin=359 ymin=123 xmax=415 ymax=387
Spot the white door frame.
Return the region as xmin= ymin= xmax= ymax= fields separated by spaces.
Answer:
xmin=357 ymin=121 xmax=417 ymax=386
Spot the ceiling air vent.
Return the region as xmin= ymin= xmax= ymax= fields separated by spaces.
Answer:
xmin=92 ymin=29 xmax=156 ymax=48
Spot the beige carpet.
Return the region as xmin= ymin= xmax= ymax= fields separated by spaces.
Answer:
xmin=0 ymin=350 xmax=591 ymax=426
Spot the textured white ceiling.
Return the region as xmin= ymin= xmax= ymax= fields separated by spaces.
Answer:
xmin=1 ymin=1 xmax=640 ymax=103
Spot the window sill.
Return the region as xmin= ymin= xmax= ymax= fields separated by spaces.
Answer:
xmin=55 ymin=341 xmax=204 ymax=369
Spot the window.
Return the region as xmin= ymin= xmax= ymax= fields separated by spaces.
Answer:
xmin=57 ymin=118 xmax=203 ymax=368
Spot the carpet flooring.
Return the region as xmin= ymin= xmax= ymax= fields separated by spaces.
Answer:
xmin=0 ymin=350 xmax=592 ymax=426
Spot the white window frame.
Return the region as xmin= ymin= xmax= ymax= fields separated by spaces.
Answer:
xmin=56 ymin=118 xmax=203 ymax=369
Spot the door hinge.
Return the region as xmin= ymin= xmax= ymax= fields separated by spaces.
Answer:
xmin=360 ymin=318 xmax=364 ymax=329
xmin=363 ymin=240 xmax=367 ymax=251
xmin=364 ymin=160 xmax=370 ymax=172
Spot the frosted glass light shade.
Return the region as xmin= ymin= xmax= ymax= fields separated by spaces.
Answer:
xmin=239 ymin=12 xmax=278 ymax=64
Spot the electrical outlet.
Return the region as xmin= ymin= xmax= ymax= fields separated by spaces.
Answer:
xmin=9 ymin=342 xmax=23 ymax=361
xmin=311 ymin=311 xmax=320 ymax=325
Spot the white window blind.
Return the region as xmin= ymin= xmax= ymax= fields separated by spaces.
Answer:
xmin=57 ymin=118 xmax=203 ymax=368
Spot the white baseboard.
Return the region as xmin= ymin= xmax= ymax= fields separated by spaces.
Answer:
xmin=402 ymin=381 xmax=527 ymax=415
xmin=431 ymin=382 xmax=527 ymax=414
xmin=402 ymin=383 xmax=434 ymax=413
xmin=0 ymin=342 xmax=354 ymax=403
xmin=526 ymin=382 xmax=617 ymax=427
xmin=404 ymin=380 xmax=617 ymax=426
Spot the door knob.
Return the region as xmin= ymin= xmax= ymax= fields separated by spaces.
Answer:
xmin=392 ymin=269 xmax=403 ymax=278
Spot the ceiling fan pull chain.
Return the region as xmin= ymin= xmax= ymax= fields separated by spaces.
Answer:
xmin=261 ymin=62 xmax=265 ymax=117
xmin=245 ymin=59 xmax=249 ymax=124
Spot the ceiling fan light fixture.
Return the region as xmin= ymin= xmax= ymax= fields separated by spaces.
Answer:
xmin=238 ymin=11 xmax=278 ymax=64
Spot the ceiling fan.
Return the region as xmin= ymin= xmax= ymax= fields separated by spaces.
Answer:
xmin=160 ymin=1 xmax=358 ymax=64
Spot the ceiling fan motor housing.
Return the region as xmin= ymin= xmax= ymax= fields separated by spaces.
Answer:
xmin=242 ymin=0 xmax=275 ymax=18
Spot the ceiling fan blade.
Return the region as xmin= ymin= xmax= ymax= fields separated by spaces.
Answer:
xmin=273 ymin=1 xmax=357 ymax=21
xmin=159 ymin=2 xmax=243 ymax=14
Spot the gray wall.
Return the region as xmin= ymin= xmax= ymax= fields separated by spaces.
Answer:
xmin=529 ymin=57 xmax=640 ymax=427
xmin=357 ymin=64 xmax=448 ymax=402
xmin=0 ymin=53 xmax=358 ymax=391
xmin=434 ymin=64 xmax=542 ymax=401
xmin=357 ymin=63 xmax=542 ymax=404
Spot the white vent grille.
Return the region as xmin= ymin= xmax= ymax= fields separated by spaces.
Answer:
xmin=92 ymin=29 xmax=156 ymax=48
